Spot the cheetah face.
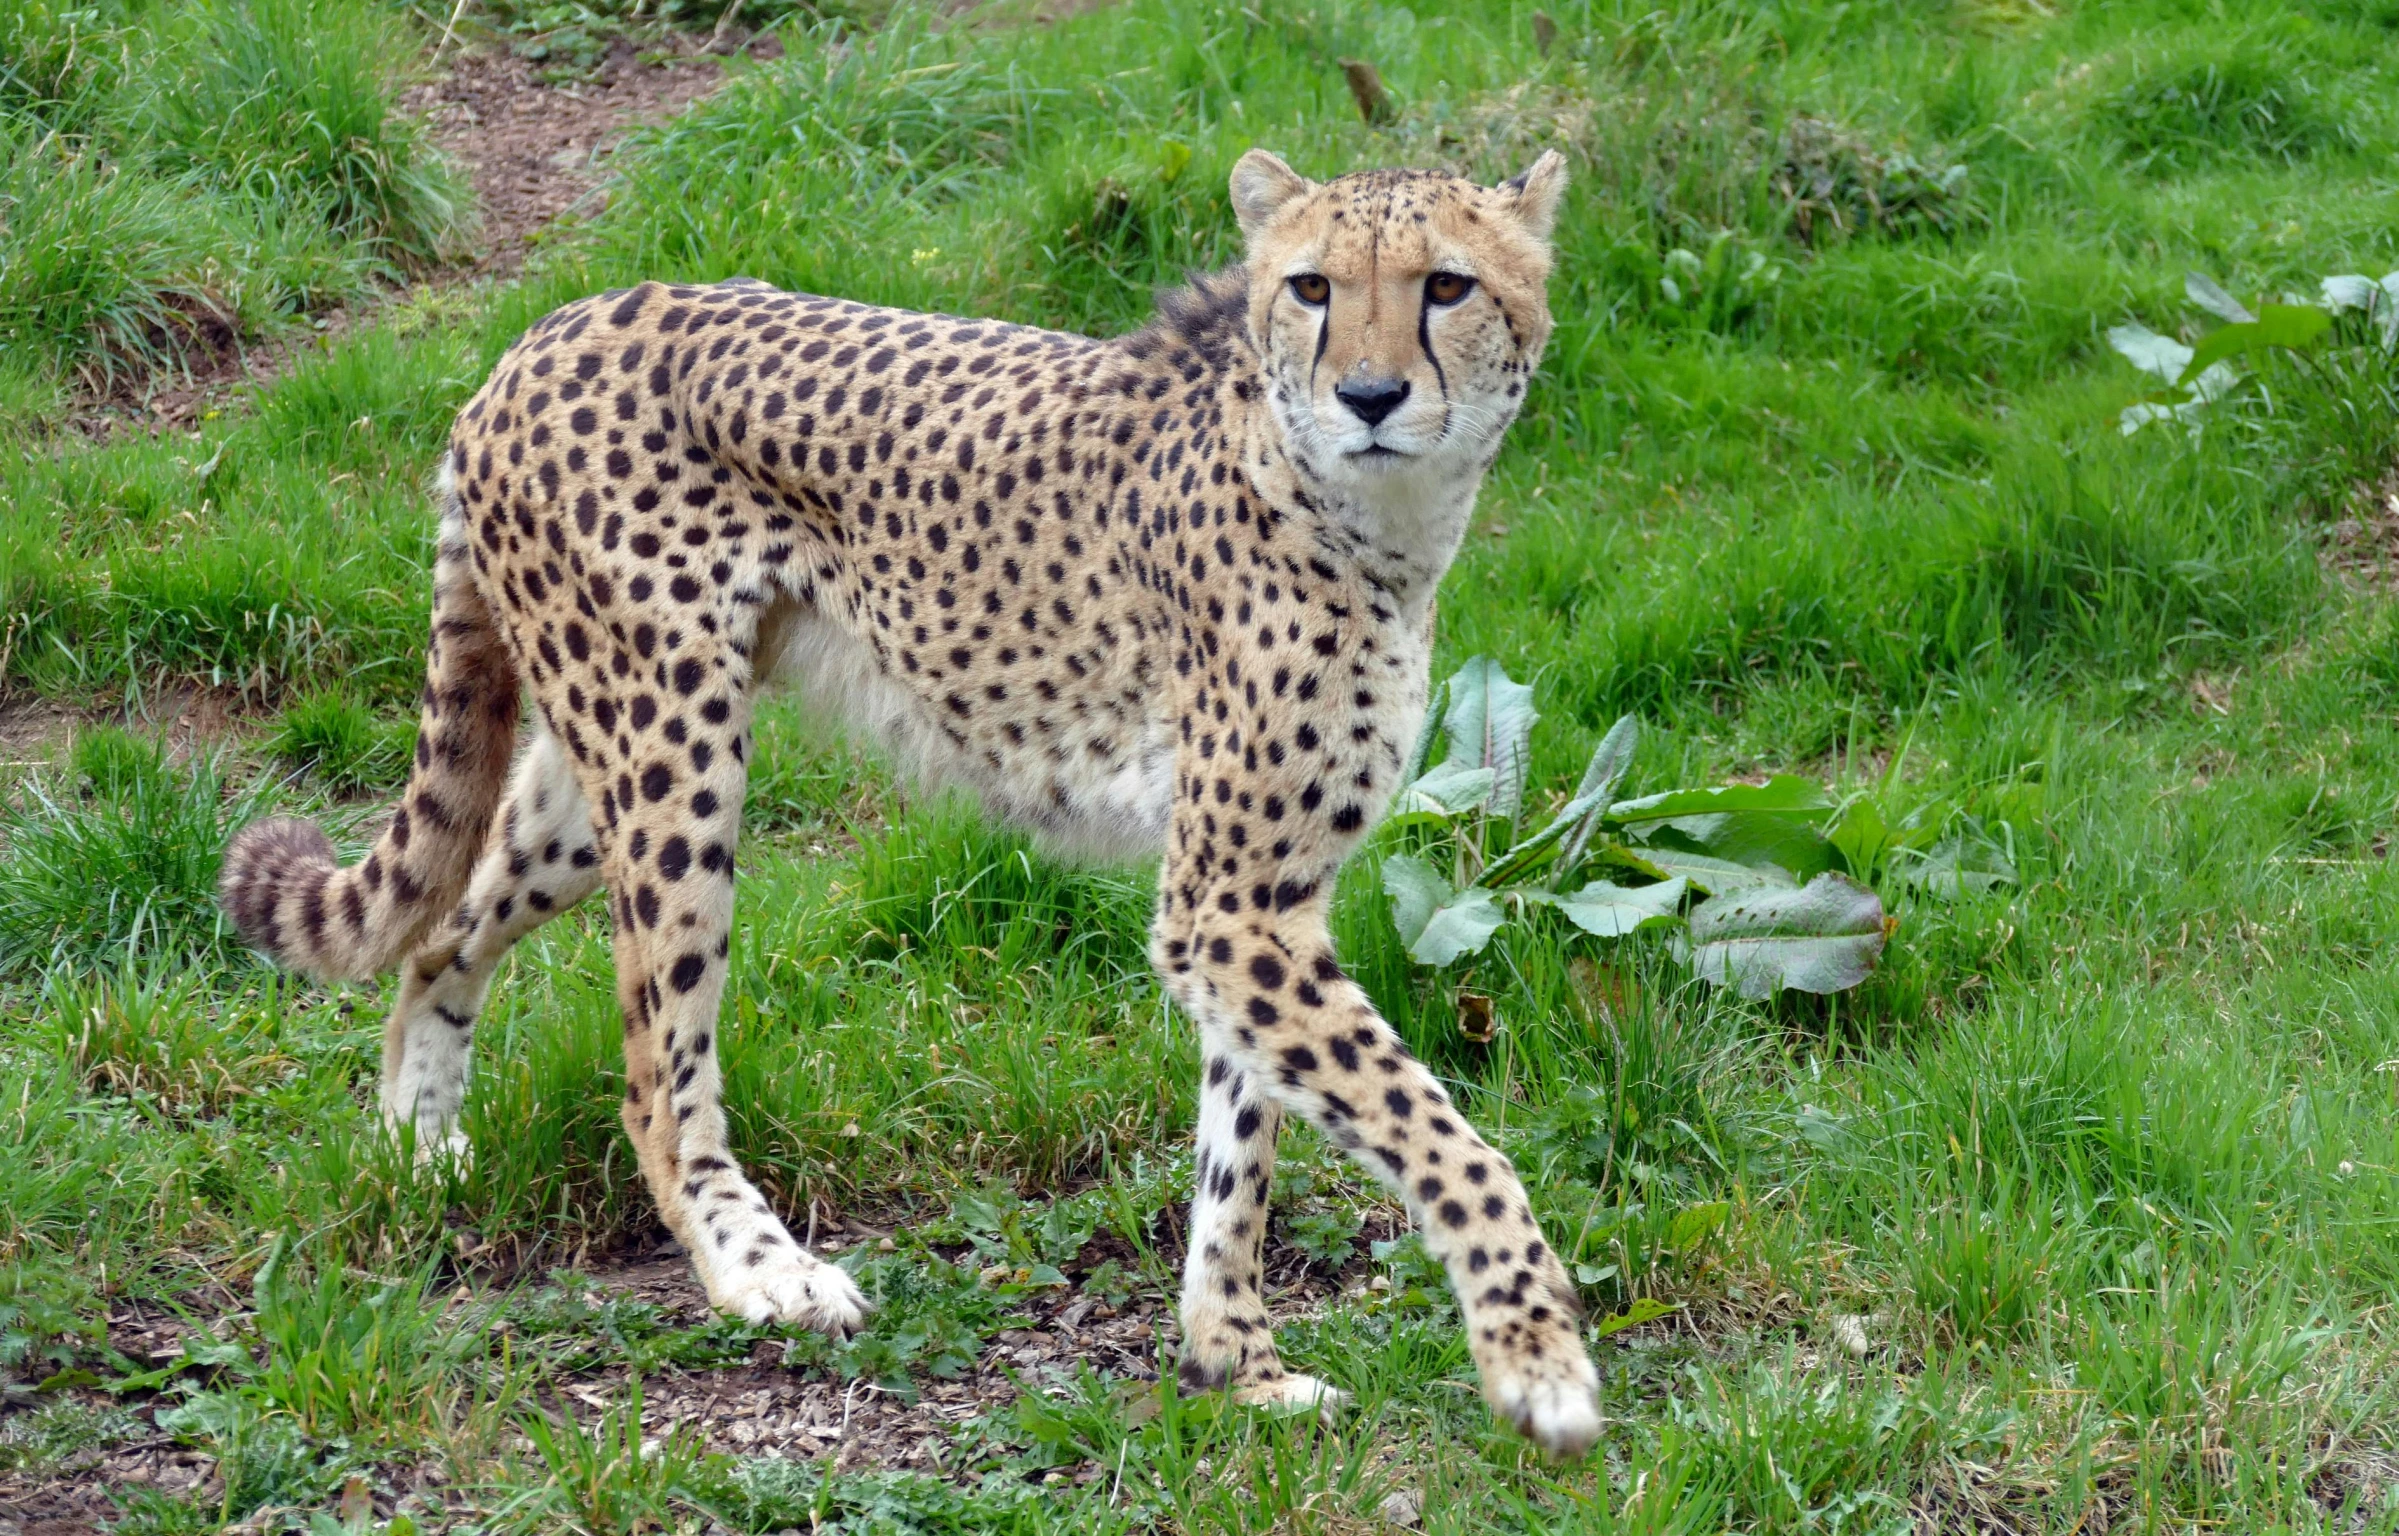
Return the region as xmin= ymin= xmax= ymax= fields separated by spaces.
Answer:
xmin=1230 ymin=150 xmax=1567 ymax=494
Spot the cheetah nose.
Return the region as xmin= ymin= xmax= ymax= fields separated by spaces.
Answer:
xmin=1334 ymin=375 xmax=1410 ymax=427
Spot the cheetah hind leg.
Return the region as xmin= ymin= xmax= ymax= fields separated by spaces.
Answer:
xmin=379 ymin=726 xmax=603 ymax=1168
xmin=578 ymin=701 xmax=868 ymax=1339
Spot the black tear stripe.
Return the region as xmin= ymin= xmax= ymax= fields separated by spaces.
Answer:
xmin=1417 ymin=299 xmax=1450 ymax=406
xmin=1311 ymin=302 xmax=1329 ymax=389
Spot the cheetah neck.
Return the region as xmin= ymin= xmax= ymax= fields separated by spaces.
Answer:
xmin=1234 ymin=386 xmax=1483 ymax=620
xmin=1314 ymin=463 xmax=1483 ymax=614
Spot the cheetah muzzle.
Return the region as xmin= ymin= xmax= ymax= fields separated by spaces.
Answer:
xmin=219 ymin=149 xmax=1601 ymax=1455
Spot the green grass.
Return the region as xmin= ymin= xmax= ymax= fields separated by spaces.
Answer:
xmin=5 ymin=0 xmax=2399 ymax=1530
xmin=0 ymin=0 xmax=460 ymax=390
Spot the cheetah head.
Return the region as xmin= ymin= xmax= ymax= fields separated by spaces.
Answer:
xmin=1230 ymin=149 xmax=1567 ymax=501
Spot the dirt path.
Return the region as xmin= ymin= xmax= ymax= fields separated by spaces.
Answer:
xmin=404 ymin=35 xmax=760 ymax=277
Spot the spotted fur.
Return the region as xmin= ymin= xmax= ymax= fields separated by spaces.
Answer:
xmin=219 ymin=149 xmax=1600 ymax=1454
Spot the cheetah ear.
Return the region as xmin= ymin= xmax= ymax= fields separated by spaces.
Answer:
xmin=1498 ymin=150 xmax=1568 ymax=241
xmin=1229 ymin=150 xmax=1313 ymax=241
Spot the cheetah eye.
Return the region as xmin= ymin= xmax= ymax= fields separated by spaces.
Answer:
xmin=1425 ymin=272 xmax=1475 ymax=306
xmin=1288 ymin=274 xmax=1331 ymax=306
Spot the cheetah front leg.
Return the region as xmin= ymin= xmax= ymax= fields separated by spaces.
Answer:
xmin=379 ymin=725 xmax=602 ymax=1164
xmin=1175 ymin=1049 xmax=1346 ymax=1416
xmin=1158 ymin=889 xmax=1601 ymax=1457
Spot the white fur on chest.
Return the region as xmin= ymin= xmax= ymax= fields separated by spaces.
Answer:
xmin=760 ymin=603 xmax=1175 ymax=865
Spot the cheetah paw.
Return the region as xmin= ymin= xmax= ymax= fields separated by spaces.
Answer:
xmin=1234 ymin=1373 xmax=1349 ymax=1424
xmin=406 ymin=1126 xmax=472 ymax=1171
xmin=712 ymin=1250 xmax=870 ymax=1336
xmin=1482 ymin=1346 xmax=1601 ymax=1458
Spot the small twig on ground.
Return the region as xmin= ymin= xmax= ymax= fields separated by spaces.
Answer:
xmin=710 ymin=0 xmax=747 ymax=52
xmin=432 ymin=0 xmax=469 ymax=62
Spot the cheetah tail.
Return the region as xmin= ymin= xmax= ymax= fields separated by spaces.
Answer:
xmin=218 ymin=463 xmax=521 ymax=983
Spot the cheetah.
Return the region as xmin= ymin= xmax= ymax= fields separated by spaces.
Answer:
xmin=219 ymin=150 xmax=1602 ymax=1453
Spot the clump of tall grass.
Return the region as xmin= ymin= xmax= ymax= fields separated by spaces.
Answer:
xmin=0 ymin=0 xmax=461 ymax=386
xmin=0 ymin=727 xmax=275 ymax=975
xmin=589 ymin=9 xmax=1047 ymax=290
xmin=0 ymin=0 xmax=140 ymax=127
xmin=2097 ymin=36 xmax=2360 ymax=173
xmin=0 ymin=124 xmax=233 ymax=388
xmin=266 ymin=687 xmax=412 ymax=792
xmin=146 ymin=0 xmax=467 ymax=260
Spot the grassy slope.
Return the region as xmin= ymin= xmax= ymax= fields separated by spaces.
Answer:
xmin=0 ymin=0 xmax=474 ymax=404
xmin=8 ymin=0 xmax=2399 ymax=1530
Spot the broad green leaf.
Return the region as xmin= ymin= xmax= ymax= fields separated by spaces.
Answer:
xmin=1478 ymin=718 xmax=1639 ymax=889
xmin=35 ymin=1368 xmax=100 ymax=1392
xmin=2177 ymin=305 xmax=2332 ymax=385
xmin=2184 ymin=271 xmax=2256 ymax=325
xmin=1584 ymin=840 xmax=1672 ymax=882
xmin=1579 ymin=715 xmax=1641 ymax=796
xmin=1608 ymin=775 xmax=1831 ymax=823
xmin=1523 ymin=876 xmax=1687 ymax=938
xmin=2254 ymin=303 xmax=2335 ymax=349
xmin=2321 ymin=272 xmax=2399 ymax=349
xmin=1383 ymin=853 xmax=1451 ymax=944
xmin=1684 ymin=873 xmax=1887 ymax=998
xmin=1639 ymin=850 xmax=1792 ymax=895
xmin=1826 ymin=797 xmax=1888 ymax=879
xmin=1441 ymin=657 xmax=1538 ymax=820
xmin=1556 ymin=714 xmax=1639 ymax=878
xmin=2108 ymin=321 xmax=2192 ymax=384
xmin=1668 ymin=1200 xmax=1730 ymax=1251
xmin=1383 ymin=854 xmax=1504 ymax=967
xmin=1631 ymin=812 xmax=1838 ymax=881
xmin=1414 ymin=887 xmax=1504 ymax=966
xmin=1793 ymin=1102 xmax=1852 ymax=1154
xmin=1592 ymin=1296 xmax=1676 ymax=1338
xmin=1614 ymin=774 xmax=1840 ymax=879
xmin=2321 ymin=273 xmax=2381 ymax=311
xmin=1390 ymin=758 xmax=1495 ymax=819
xmin=2120 ymin=398 xmax=2204 ymax=435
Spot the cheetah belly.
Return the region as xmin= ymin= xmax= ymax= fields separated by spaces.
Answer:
xmin=761 ymin=602 xmax=1175 ymax=866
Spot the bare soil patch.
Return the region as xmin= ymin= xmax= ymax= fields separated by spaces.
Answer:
xmin=2329 ymin=462 xmax=2399 ymax=591
xmin=405 ymin=35 xmax=755 ymax=278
